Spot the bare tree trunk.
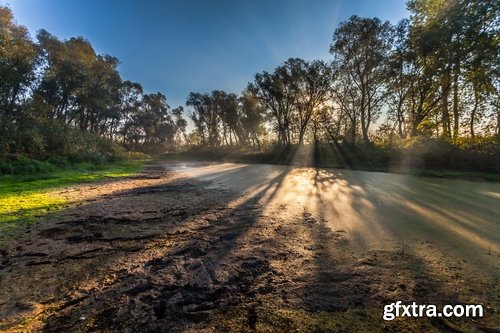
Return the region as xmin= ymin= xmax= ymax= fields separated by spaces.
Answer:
xmin=298 ymin=124 xmax=307 ymax=145
xmin=360 ymin=87 xmax=369 ymax=144
xmin=470 ymin=88 xmax=479 ymax=138
xmin=254 ymin=134 xmax=261 ymax=151
xmin=452 ymin=69 xmax=460 ymax=139
xmin=411 ymin=104 xmax=424 ymax=137
xmin=361 ymin=120 xmax=369 ymax=144
xmin=397 ymin=100 xmax=405 ymax=138
xmin=442 ymin=84 xmax=451 ymax=138
xmin=351 ymin=117 xmax=357 ymax=145
xmin=497 ymin=108 xmax=500 ymax=137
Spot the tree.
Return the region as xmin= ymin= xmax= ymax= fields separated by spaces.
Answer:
xmin=172 ymin=106 xmax=187 ymax=146
xmin=330 ymin=16 xmax=393 ymax=144
xmin=212 ymin=90 xmax=240 ymax=146
xmin=386 ymin=19 xmax=413 ymax=138
xmin=36 ymin=30 xmax=86 ymax=123
xmin=240 ymin=90 xmax=266 ymax=149
xmin=0 ymin=6 xmax=39 ymax=153
xmin=186 ymin=92 xmax=218 ymax=147
xmin=37 ymin=31 xmax=124 ymax=138
xmin=284 ymin=58 xmax=333 ymax=144
xmin=119 ymin=80 xmax=143 ymax=147
xmin=407 ymin=0 xmax=500 ymax=138
xmin=249 ymin=69 xmax=295 ymax=146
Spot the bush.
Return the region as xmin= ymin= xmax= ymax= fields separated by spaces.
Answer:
xmin=389 ymin=136 xmax=500 ymax=173
xmin=0 ymin=155 xmax=57 ymax=175
xmin=0 ymin=119 xmax=129 ymax=175
xmin=177 ymin=136 xmax=499 ymax=174
xmin=47 ymin=155 xmax=69 ymax=167
xmin=123 ymin=151 xmax=151 ymax=160
xmin=39 ymin=120 xmax=124 ymax=164
xmin=0 ymin=160 xmax=14 ymax=174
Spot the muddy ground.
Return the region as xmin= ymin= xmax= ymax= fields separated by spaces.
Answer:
xmin=0 ymin=163 xmax=498 ymax=332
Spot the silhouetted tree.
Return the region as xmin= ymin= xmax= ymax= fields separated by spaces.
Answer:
xmin=249 ymin=69 xmax=294 ymax=146
xmin=240 ymin=90 xmax=266 ymax=149
xmin=330 ymin=16 xmax=392 ymax=144
xmin=186 ymin=92 xmax=218 ymax=147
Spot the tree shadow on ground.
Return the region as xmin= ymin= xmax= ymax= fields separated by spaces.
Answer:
xmin=0 ymin=163 xmax=497 ymax=332
xmin=0 ymin=163 xmax=292 ymax=332
xmin=290 ymin=168 xmax=499 ymax=332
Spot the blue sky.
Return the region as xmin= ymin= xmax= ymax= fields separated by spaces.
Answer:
xmin=5 ymin=0 xmax=408 ymax=108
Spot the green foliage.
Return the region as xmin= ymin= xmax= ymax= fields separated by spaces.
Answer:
xmin=40 ymin=120 xmax=125 ymax=162
xmin=0 ymin=155 xmax=57 ymax=175
xmin=0 ymin=118 xmax=125 ymax=174
xmin=123 ymin=92 xmax=178 ymax=153
xmin=169 ymin=139 xmax=499 ymax=179
xmin=330 ymin=16 xmax=392 ymax=144
xmin=408 ymin=169 xmax=500 ymax=181
xmin=248 ymin=58 xmax=332 ymax=146
xmin=122 ymin=151 xmax=151 ymax=160
xmin=452 ymin=135 xmax=499 ymax=149
xmin=388 ymin=136 xmax=499 ymax=173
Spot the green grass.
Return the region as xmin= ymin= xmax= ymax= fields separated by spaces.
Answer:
xmin=0 ymin=160 xmax=146 ymax=241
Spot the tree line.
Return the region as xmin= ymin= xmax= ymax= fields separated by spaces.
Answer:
xmin=1 ymin=0 xmax=499 ymax=166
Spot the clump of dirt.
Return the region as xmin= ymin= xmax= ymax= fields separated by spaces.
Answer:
xmin=0 ymin=163 xmax=498 ymax=332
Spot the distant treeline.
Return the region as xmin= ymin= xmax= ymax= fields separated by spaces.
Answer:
xmin=1 ymin=0 xmax=499 ymax=172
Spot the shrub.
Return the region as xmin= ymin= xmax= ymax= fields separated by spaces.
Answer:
xmin=123 ymin=151 xmax=151 ymax=160
xmin=0 ymin=155 xmax=57 ymax=175
xmin=47 ymin=155 xmax=69 ymax=167
xmin=389 ymin=136 xmax=500 ymax=173
xmin=40 ymin=120 xmax=124 ymax=164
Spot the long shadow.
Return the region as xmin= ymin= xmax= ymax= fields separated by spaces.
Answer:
xmin=1 ymin=172 xmax=215 ymax=317
xmin=358 ymin=175 xmax=500 ymax=268
xmin=0 ymin=170 xmax=160 ymax=243
xmin=306 ymin=167 xmax=499 ymax=268
xmin=0 ymin=163 xmax=293 ymax=332
xmin=298 ymin=168 xmax=498 ymax=331
xmin=303 ymin=220 xmax=497 ymax=331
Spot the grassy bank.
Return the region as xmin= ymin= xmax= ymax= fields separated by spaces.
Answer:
xmin=0 ymin=159 xmax=147 ymax=242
